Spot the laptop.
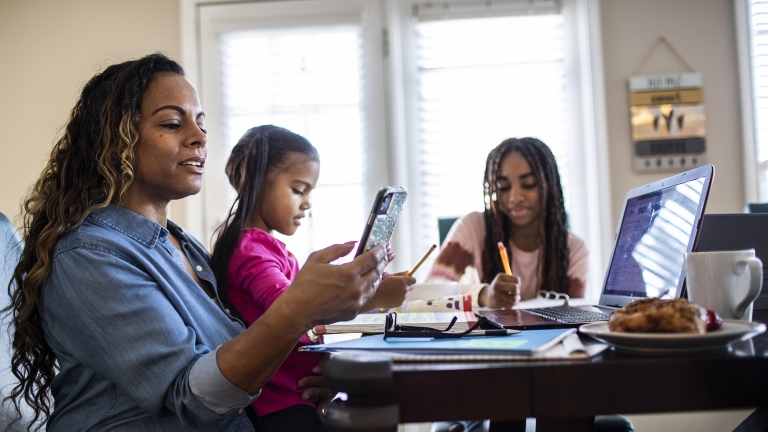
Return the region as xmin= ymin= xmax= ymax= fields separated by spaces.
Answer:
xmin=477 ymin=164 xmax=715 ymax=330
xmin=695 ymin=213 xmax=768 ymax=310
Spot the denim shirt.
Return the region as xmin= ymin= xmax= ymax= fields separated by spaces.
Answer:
xmin=41 ymin=204 xmax=257 ymax=431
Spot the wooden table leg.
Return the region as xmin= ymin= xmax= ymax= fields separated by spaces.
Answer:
xmin=536 ymin=417 xmax=594 ymax=432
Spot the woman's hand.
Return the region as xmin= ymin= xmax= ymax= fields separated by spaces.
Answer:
xmin=217 ymin=242 xmax=392 ymax=395
xmin=362 ymin=271 xmax=416 ymax=311
xmin=479 ymin=273 xmax=521 ymax=308
xmin=298 ymin=354 xmax=336 ymax=416
xmin=288 ymin=242 xmax=393 ymax=327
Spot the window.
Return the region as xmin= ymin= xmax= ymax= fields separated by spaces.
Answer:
xmin=402 ymin=5 xmax=573 ymax=267
xmin=198 ymin=0 xmax=388 ymax=265
xmin=742 ymin=0 xmax=768 ymax=202
xmin=188 ymin=0 xmax=609 ymax=296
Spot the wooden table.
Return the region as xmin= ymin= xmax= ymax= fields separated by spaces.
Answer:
xmin=323 ymin=311 xmax=768 ymax=432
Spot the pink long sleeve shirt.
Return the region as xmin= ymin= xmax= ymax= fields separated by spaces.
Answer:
xmin=227 ymin=228 xmax=323 ymax=416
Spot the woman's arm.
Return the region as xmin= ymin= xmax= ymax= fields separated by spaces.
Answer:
xmin=217 ymin=242 xmax=389 ymax=394
xmin=45 ymin=248 xmax=246 ymax=426
xmin=44 ymin=241 xmax=388 ymax=425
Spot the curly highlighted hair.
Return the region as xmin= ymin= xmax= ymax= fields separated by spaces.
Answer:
xmin=5 ymin=53 xmax=184 ymax=430
xmin=481 ymin=137 xmax=571 ymax=294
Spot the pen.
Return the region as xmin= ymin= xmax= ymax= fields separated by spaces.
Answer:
xmin=408 ymin=244 xmax=437 ymax=276
xmin=462 ymin=329 xmax=519 ymax=336
xmin=434 ymin=329 xmax=520 ymax=338
xmin=497 ymin=242 xmax=512 ymax=276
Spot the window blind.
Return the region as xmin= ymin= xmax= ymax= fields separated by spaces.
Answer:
xmin=411 ymin=11 xmax=572 ymax=262
xmin=219 ymin=26 xmax=367 ymax=265
xmin=750 ymin=0 xmax=768 ymax=200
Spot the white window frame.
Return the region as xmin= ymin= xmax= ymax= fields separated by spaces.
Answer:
xmin=180 ymin=0 xmax=612 ymax=298
xmin=736 ymin=0 xmax=761 ymax=205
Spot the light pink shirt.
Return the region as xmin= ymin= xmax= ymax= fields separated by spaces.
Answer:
xmin=227 ymin=228 xmax=322 ymax=416
xmin=427 ymin=211 xmax=588 ymax=301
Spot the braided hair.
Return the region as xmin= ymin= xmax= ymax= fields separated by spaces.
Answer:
xmin=480 ymin=138 xmax=570 ymax=294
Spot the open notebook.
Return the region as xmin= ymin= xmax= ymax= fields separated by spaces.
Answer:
xmin=314 ymin=311 xmax=477 ymax=335
xmin=477 ymin=164 xmax=714 ymax=330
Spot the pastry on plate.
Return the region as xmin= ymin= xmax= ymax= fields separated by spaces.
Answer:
xmin=608 ymin=298 xmax=721 ymax=334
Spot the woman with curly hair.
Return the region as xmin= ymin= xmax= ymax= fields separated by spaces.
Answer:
xmin=427 ymin=137 xmax=588 ymax=308
xmin=5 ymin=53 xmax=390 ymax=431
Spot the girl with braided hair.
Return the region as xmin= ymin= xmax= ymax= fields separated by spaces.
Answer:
xmin=427 ymin=137 xmax=588 ymax=309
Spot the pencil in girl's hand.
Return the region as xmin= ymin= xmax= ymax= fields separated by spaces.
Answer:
xmin=408 ymin=244 xmax=437 ymax=276
xmin=497 ymin=242 xmax=512 ymax=276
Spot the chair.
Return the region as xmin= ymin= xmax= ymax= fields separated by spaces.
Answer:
xmin=746 ymin=203 xmax=768 ymax=213
xmin=0 ymin=213 xmax=33 ymax=430
xmin=437 ymin=217 xmax=459 ymax=246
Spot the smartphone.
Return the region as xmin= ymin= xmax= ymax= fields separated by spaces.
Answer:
xmin=355 ymin=186 xmax=408 ymax=257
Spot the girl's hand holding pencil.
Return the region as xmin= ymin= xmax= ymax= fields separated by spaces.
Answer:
xmin=367 ymin=244 xmax=435 ymax=313
xmin=478 ymin=242 xmax=521 ymax=308
xmin=363 ymin=271 xmax=416 ymax=312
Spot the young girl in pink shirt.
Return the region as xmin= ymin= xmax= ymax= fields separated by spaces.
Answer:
xmin=211 ymin=125 xmax=414 ymax=431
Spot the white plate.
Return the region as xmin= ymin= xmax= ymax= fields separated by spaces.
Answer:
xmin=579 ymin=320 xmax=766 ymax=355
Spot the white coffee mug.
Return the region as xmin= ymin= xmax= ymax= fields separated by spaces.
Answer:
xmin=685 ymin=249 xmax=763 ymax=321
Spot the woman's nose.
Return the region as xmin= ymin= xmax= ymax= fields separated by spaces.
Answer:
xmin=189 ymin=126 xmax=207 ymax=148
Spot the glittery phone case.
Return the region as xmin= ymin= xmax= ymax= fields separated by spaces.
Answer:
xmin=355 ymin=187 xmax=408 ymax=256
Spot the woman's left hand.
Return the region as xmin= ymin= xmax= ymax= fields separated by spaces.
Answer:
xmin=298 ymin=354 xmax=336 ymax=416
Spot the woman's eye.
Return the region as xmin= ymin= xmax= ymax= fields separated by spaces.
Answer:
xmin=161 ymin=123 xmax=181 ymax=131
xmin=199 ymin=126 xmax=208 ymax=134
xmin=521 ymin=183 xmax=537 ymax=190
xmin=292 ymin=188 xmax=304 ymax=196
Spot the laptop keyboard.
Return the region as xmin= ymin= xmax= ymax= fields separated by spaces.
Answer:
xmin=522 ymin=306 xmax=611 ymax=324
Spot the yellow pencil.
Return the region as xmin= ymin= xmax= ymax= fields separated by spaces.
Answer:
xmin=408 ymin=244 xmax=437 ymax=276
xmin=497 ymin=242 xmax=512 ymax=276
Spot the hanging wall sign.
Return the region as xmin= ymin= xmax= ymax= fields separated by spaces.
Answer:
xmin=629 ymin=71 xmax=706 ymax=172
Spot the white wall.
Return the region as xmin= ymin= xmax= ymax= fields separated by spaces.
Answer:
xmin=601 ymin=0 xmax=745 ymax=228
xmin=0 ymin=0 xmax=181 ymax=226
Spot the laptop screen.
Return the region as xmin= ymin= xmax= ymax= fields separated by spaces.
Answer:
xmin=602 ymin=176 xmax=707 ymax=300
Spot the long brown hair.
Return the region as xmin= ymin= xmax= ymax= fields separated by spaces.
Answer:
xmin=4 ymin=53 xmax=184 ymax=430
xmin=481 ymin=137 xmax=570 ymax=293
xmin=210 ymin=125 xmax=318 ymax=319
